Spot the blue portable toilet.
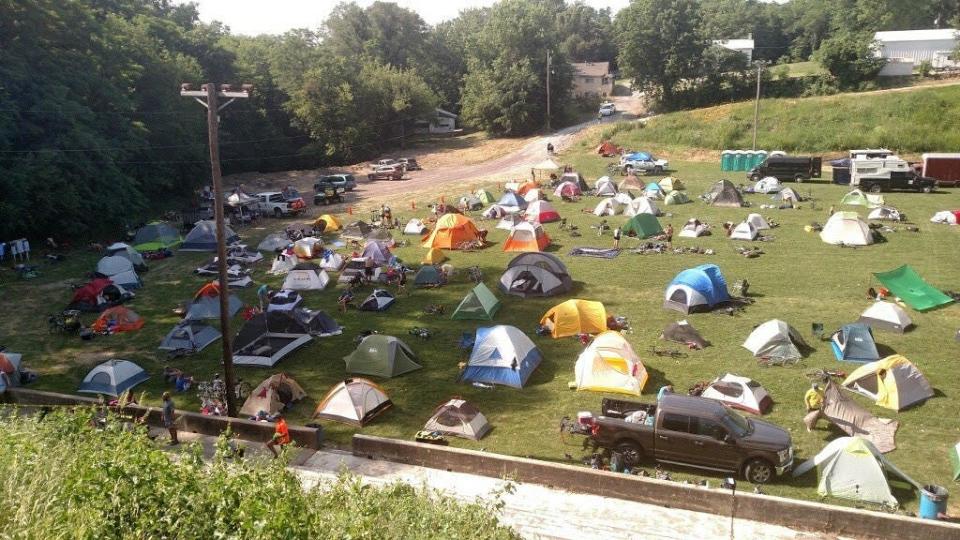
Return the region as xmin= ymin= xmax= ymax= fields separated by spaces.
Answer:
xmin=721 ymin=150 xmax=734 ymax=171
xmin=753 ymin=150 xmax=768 ymax=169
xmin=732 ymin=150 xmax=747 ymax=171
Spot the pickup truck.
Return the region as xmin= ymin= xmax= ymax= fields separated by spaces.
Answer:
xmin=368 ymin=165 xmax=404 ymax=181
xmin=858 ymin=171 xmax=937 ymax=194
xmin=583 ymin=394 xmax=793 ymax=484
xmin=255 ymin=192 xmax=305 ymax=217
xmin=620 ymin=152 xmax=669 ymax=175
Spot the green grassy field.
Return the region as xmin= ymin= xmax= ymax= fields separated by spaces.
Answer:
xmin=778 ymin=61 xmax=826 ymax=79
xmin=2 ymin=134 xmax=959 ymax=513
xmin=607 ymin=83 xmax=960 ymax=155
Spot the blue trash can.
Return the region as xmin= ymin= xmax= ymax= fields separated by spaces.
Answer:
xmin=919 ymin=485 xmax=948 ymax=519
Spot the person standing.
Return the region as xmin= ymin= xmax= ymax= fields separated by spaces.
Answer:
xmin=162 ymin=392 xmax=179 ymax=446
xmin=612 ymin=227 xmax=622 ymax=249
xmin=267 ymin=413 xmax=291 ymax=458
xmin=803 ymin=383 xmax=825 ymax=432
xmin=664 ymin=223 xmax=674 ymax=247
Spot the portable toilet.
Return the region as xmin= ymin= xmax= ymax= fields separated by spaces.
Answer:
xmin=733 ymin=150 xmax=747 ymax=171
xmin=744 ymin=151 xmax=756 ymax=171
xmin=721 ymin=150 xmax=734 ymax=171
xmin=753 ymin=150 xmax=768 ymax=169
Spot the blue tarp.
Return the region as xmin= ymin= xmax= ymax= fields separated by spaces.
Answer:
xmin=624 ymin=152 xmax=652 ymax=161
xmin=668 ymin=264 xmax=730 ymax=306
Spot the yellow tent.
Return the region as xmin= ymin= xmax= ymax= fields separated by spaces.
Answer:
xmin=540 ymin=299 xmax=607 ymax=339
xmin=422 ymin=248 xmax=446 ymax=264
xmin=841 ymin=355 xmax=934 ymax=411
xmin=575 ymin=331 xmax=647 ymax=395
xmin=314 ymin=214 xmax=341 ymax=232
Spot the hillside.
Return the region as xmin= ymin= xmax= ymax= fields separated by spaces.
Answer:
xmin=598 ymin=84 xmax=960 ymax=156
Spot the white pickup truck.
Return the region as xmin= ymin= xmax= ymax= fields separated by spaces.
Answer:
xmin=255 ymin=191 xmax=306 ymax=217
xmin=620 ymin=152 xmax=669 ymax=175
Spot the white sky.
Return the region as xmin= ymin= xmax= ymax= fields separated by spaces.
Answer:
xmin=178 ymin=0 xmax=633 ymax=36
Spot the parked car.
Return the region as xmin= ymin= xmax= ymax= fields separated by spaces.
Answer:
xmin=582 ymin=394 xmax=794 ymax=484
xmin=368 ymin=165 xmax=404 ymax=181
xmin=256 ymin=192 xmax=305 ymax=217
xmin=313 ymin=179 xmax=346 ymax=206
xmin=748 ymin=156 xmax=822 ymax=182
xmin=397 ymin=157 xmax=421 ymax=171
xmin=373 ymin=158 xmax=400 ymax=169
xmin=319 ymin=173 xmax=357 ymax=191
xmin=620 ymin=152 xmax=669 ymax=175
xmin=599 ymin=102 xmax=616 ymax=116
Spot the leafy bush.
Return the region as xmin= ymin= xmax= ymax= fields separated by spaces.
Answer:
xmin=0 ymin=409 xmax=517 ymax=539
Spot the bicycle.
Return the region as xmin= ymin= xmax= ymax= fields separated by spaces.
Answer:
xmin=48 ymin=310 xmax=82 ymax=334
xmin=408 ymin=327 xmax=433 ymax=340
xmin=423 ymin=304 xmax=445 ymax=315
xmin=804 ymin=368 xmax=846 ymax=381
xmin=649 ymin=345 xmax=687 ymax=359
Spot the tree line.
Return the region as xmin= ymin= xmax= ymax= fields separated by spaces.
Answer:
xmin=2 ymin=0 xmax=959 ymax=240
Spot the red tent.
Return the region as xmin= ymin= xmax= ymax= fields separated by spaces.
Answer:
xmin=70 ymin=278 xmax=114 ymax=306
xmin=194 ymin=281 xmax=222 ymax=300
xmin=596 ymin=141 xmax=621 ymax=157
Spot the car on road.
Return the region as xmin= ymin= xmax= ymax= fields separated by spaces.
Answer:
xmin=255 ymin=191 xmax=306 ymax=217
xmin=581 ymin=394 xmax=793 ymax=484
xmin=620 ymin=151 xmax=669 ymax=175
xmin=398 ymin=157 xmax=421 ymax=171
xmin=319 ymin=173 xmax=357 ymax=191
xmin=599 ymin=102 xmax=616 ymax=116
xmin=368 ymin=165 xmax=404 ymax=181
xmin=373 ymin=158 xmax=402 ymax=169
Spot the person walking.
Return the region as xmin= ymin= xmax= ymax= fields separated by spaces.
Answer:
xmin=612 ymin=227 xmax=622 ymax=249
xmin=162 ymin=392 xmax=179 ymax=446
xmin=267 ymin=413 xmax=291 ymax=458
xmin=803 ymin=383 xmax=825 ymax=432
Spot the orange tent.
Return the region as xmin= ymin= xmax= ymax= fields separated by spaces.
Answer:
xmin=516 ymin=181 xmax=540 ymax=196
xmin=194 ymin=281 xmax=221 ymax=300
xmin=421 ymin=214 xmax=482 ymax=250
xmin=92 ymin=306 xmax=144 ymax=333
xmin=503 ymin=222 xmax=550 ymax=252
xmin=596 ymin=141 xmax=621 ymax=157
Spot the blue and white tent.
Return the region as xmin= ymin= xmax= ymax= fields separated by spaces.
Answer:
xmin=78 ymin=359 xmax=149 ymax=397
xmin=497 ymin=191 xmax=528 ymax=212
xmin=831 ymin=323 xmax=880 ymax=363
xmin=663 ymin=264 xmax=730 ymax=314
xmin=461 ymin=325 xmax=543 ymax=388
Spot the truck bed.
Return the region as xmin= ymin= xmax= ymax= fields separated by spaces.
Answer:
xmin=600 ymin=398 xmax=657 ymax=419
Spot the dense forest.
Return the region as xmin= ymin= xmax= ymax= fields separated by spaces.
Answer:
xmin=2 ymin=0 xmax=959 ymax=239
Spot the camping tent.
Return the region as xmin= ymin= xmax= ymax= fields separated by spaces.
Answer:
xmin=459 ymin=194 xmax=483 ymax=210
xmin=619 ymin=175 xmax=646 ymax=192
xmin=315 ymin=214 xmax=341 ymax=232
xmin=832 ymin=323 xmax=880 ymax=362
xmin=366 ymin=229 xmax=393 ymax=244
xmin=239 ymin=374 xmax=307 ymax=416
xmin=523 ymin=188 xmax=544 ymax=203
xmin=820 ymin=212 xmax=873 ymax=245
xmin=452 ymin=283 xmax=501 ymax=320
xmin=68 ymin=278 xmax=131 ymax=313
xmin=524 ymin=200 xmax=560 ymax=223
xmin=0 ymin=352 xmax=24 ymax=392
xmin=752 ymin=176 xmax=781 ymax=194
xmin=421 ymin=214 xmax=483 ymax=249
xmin=746 ymin=213 xmax=771 ymax=230
xmin=622 ymin=214 xmax=662 ymax=238
xmin=185 ymin=294 xmax=243 ymax=321
xmin=313 ymin=378 xmax=392 ymax=426
xmin=930 ymin=210 xmax=960 ymax=225
xmin=540 ymin=299 xmax=607 ymax=338
xmin=359 ymin=289 xmax=396 ymax=311
xmin=663 ymin=264 xmax=730 ymax=313
xmin=773 ymin=187 xmax=802 ymax=203
xmin=661 ymin=320 xmax=709 ymax=349
xmin=873 ymin=265 xmax=954 ymax=311
xmin=361 ymin=241 xmax=392 ymax=265
xmin=78 ymin=359 xmax=148 ymax=397
xmin=159 ymin=321 xmax=220 ymax=353
xmin=269 ymin=254 xmax=298 ymax=275
xmin=414 ymin=265 xmax=444 ymax=287
xmin=742 ymin=320 xmax=807 ymax=362
xmin=574 ymin=331 xmax=647 ymax=396
xmin=593 ymin=198 xmax=621 ymax=216
xmin=403 ymin=218 xmax=428 ymax=235
xmin=422 ymin=248 xmax=446 ymax=265
xmin=282 ymin=263 xmax=330 ymax=291
xmin=461 ymin=325 xmax=543 ymax=388
xmin=701 ymin=374 xmax=772 ymax=415
xmin=659 ymin=177 xmax=684 ymax=191
xmin=613 ymin=192 xmax=633 ymax=205
xmin=951 ymin=443 xmax=960 ymax=481
xmin=841 ymin=189 xmax=884 ymax=208
xmin=730 ymin=221 xmax=759 ymax=241
xmin=132 ymin=222 xmax=182 ymax=252
xmin=258 ymin=233 xmax=292 ymax=252
xmin=482 ymin=205 xmax=506 ymax=219
xmin=475 ymin=189 xmax=496 ymax=204
xmin=868 ymin=207 xmax=902 ymax=221
xmin=497 ymin=191 xmax=528 ymax=212
xmin=340 ymin=221 xmax=372 ymax=240
xmin=503 ymin=222 xmax=551 ymax=252
xmin=623 ymin=197 xmax=660 ymax=217
xmin=679 ymin=218 xmax=709 ymax=238
xmin=497 ymin=214 xmax=525 ymax=231
xmin=95 ymin=255 xmax=142 ymax=289
xmin=559 ymin=172 xmax=589 ymax=191
xmin=318 ymin=250 xmax=344 ymax=272
xmin=423 ymin=399 xmax=492 ymax=440
xmin=344 ymin=334 xmax=422 ymax=378
xmin=821 ymin=381 xmax=899 ymax=453
xmin=267 ymin=289 xmax=303 ymax=312
xmin=644 ymin=182 xmax=665 ymax=199
xmin=516 ymin=181 xmax=539 ymax=197
xmin=595 ymin=176 xmax=618 ymax=196
xmin=92 ymin=306 xmax=144 ymax=334
xmin=106 ymin=243 xmax=146 ymax=271
xmin=232 ymin=311 xmax=315 ymax=367
xmin=858 ymin=301 xmax=913 ymax=333
xmin=792 ymin=437 xmax=915 ymax=506
xmin=293 ymin=237 xmax=323 ymax=259
xmin=181 ymin=220 xmax=239 ymax=251
xmin=664 ymin=190 xmax=691 ymax=205
xmin=706 ymin=180 xmax=745 ymax=207
xmin=499 ymin=252 xmax=572 ymax=298
xmin=554 ymin=181 xmax=582 ymax=198
xmin=842 ymin=355 xmax=933 ymax=411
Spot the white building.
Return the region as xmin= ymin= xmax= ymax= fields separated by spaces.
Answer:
xmin=874 ymin=29 xmax=958 ymax=75
xmin=712 ymin=38 xmax=754 ymax=63
xmin=414 ymin=108 xmax=458 ymax=134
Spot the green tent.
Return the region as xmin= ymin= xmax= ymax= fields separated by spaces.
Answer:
xmin=344 ymin=334 xmax=422 ymax=378
xmin=452 ymin=283 xmax=501 ymax=320
xmin=950 ymin=441 xmax=960 ymax=480
xmin=475 ymin=189 xmax=496 ymax=204
xmin=873 ymin=265 xmax=954 ymax=312
xmin=622 ymin=214 xmax=663 ymax=238
xmin=415 ymin=265 xmax=443 ymax=287
xmin=664 ymin=190 xmax=690 ymax=205
xmin=132 ymin=222 xmax=182 ymax=252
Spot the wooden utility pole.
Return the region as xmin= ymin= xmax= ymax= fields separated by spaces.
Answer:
xmin=546 ymin=50 xmax=552 ymax=132
xmin=180 ymin=82 xmax=250 ymax=417
xmin=751 ymin=62 xmax=764 ymax=151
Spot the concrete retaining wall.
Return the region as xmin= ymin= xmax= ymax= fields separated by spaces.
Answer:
xmin=2 ymin=388 xmax=324 ymax=449
xmin=352 ymin=434 xmax=960 ymax=540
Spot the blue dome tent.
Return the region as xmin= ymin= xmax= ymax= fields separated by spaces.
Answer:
xmin=663 ymin=264 xmax=730 ymax=313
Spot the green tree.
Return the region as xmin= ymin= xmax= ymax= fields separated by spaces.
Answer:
xmin=815 ymin=31 xmax=886 ymax=88
xmin=322 ymin=1 xmax=429 ymax=68
xmin=555 ymin=3 xmax=617 ymax=64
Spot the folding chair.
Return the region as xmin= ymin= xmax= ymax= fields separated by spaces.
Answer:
xmin=811 ymin=322 xmax=824 ymax=341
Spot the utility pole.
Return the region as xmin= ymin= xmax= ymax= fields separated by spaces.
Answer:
xmin=546 ymin=50 xmax=552 ymax=132
xmin=180 ymin=82 xmax=251 ymax=417
xmin=751 ymin=62 xmax=765 ymax=151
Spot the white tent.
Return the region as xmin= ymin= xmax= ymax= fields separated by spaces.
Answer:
xmin=595 ymin=176 xmax=618 ymax=196
xmin=482 ymin=205 xmax=507 ymax=219
xmin=403 ymin=218 xmax=428 ymax=235
xmin=282 ymin=264 xmax=330 ymax=290
xmin=318 ymin=251 xmax=345 ymax=272
xmin=792 ymin=437 xmax=916 ymax=506
xmin=293 ymin=237 xmax=324 ymax=259
xmin=730 ymin=221 xmax=759 ymax=240
xmin=858 ymin=301 xmax=913 ymax=334
xmin=868 ymin=206 xmax=902 ymax=221
xmin=269 ymin=254 xmax=299 ymax=275
xmin=593 ymin=198 xmax=621 ymax=216
xmin=258 ymin=233 xmax=290 ymax=252
xmin=496 ymin=214 xmax=525 ymax=231
xmin=742 ymin=320 xmax=807 ymax=362
xmin=95 ymin=256 xmax=142 ymax=289
xmin=423 ymin=398 xmax=492 ymax=440
xmin=701 ymin=373 xmax=772 ymax=415
xmin=613 ymin=192 xmax=633 ymax=205
xmin=574 ymin=331 xmax=647 ymax=396
xmin=266 ymin=289 xmax=303 ymax=312
xmin=105 ymin=242 xmax=146 ymax=269
xmin=746 ymin=213 xmax=770 ymax=230
xmin=313 ymin=378 xmax=392 ymax=426
xmin=78 ymin=359 xmax=149 ymax=397
xmin=532 ymin=158 xmax=560 ymax=171
xmin=753 ymin=176 xmax=781 ymax=193
xmin=930 ymin=210 xmax=958 ymax=225
xmin=820 ymin=212 xmax=874 ymax=246
xmin=623 ymin=197 xmax=660 ymax=217
xmin=239 ymin=374 xmax=307 ymax=416
xmin=679 ymin=218 xmax=709 ymax=238
xmin=523 ymin=189 xmax=543 ymax=203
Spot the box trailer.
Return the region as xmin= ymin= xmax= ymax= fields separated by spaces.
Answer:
xmin=920 ymin=153 xmax=960 ymax=187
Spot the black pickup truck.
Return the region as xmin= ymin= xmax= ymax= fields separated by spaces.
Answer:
xmin=582 ymin=394 xmax=793 ymax=484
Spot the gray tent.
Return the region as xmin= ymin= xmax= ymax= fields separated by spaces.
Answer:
xmin=105 ymin=243 xmax=146 ymax=271
xmin=831 ymin=323 xmax=880 ymax=363
xmin=232 ymin=311 xmax=316 ymax=367
xmin=742 ymin=319 xmax=808 ymax=362
xmin=95 ymin=255 xmax=142 ymax=289
xmin=185 ymin=294 xmax=243 ymax=321
xmin=344 ymin=334 xmax=421 ymax=378
xmin=78 ymin=359 xmax=149 ymax=397
xmin=661 ymin=320 xmax=709 ymax=348
xmin=499 ymin=252 xmax=572 ymax=298
xmin=423 ymin=398 xmax=491 ymax=440
xmin=706 ymin=180 xmax=745 ymax=207
xmin=341 ymin=221 xmax=372 ymax=240
xmin=359 ymin=289 xmax=395 ymax=311
xmin=415 ymin=266 xmax=443 ymax=287
xmin=181 ymin=220 xmax=240 ymax=251
xmin=159 ymin=321 xmax=221 ymax=353
xmin=258 ymin=233 xmax=291 ymax=252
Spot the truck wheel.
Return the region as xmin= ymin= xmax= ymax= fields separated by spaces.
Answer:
xmin=743 ymin=459 xmax=774 ymax=484
xmin=653 ymin=166 xmax=663 ymax=174
xmin=614 ymin=441 xmax=644 ymax=468
xmin=314 ymin=199 xmax=321 ymax=206
xmin=794 ymin=174 xmax=804 ymax=183
xmin=624 ymin=165 xmax=634 ymax=174
xmin=750 ymin=173 xmax=761 ymax=181
xmin=921 ymin=185 xmax=933 ymax=193
xmin=868 ymin=183 xmax=882 ymax=194
xmin=273 ymin=208 xmax=282 ymax=217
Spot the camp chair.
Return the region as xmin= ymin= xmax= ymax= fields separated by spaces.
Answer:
xmin=811 ymin=322 xmax=825 ymax=341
